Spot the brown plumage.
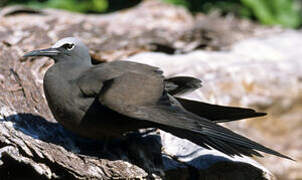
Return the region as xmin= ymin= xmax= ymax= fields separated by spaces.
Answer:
xmin=24 ymin=37 xmax=292 ymax=160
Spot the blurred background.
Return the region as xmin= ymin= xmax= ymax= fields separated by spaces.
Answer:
xmin=1 ymin=0 xmax=302 ymax=28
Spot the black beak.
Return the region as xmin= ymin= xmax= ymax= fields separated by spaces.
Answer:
xmin=23 ymin=48 xmax=60 ymax=57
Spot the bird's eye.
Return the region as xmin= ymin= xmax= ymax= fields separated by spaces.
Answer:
xmin=62 ymin=43 xmax=74 ymax=50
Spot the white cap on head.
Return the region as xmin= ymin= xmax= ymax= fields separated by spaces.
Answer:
xmin=52 ymin=37 xmax=91 ymax=63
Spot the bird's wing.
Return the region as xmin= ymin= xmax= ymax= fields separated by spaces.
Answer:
xmin=98 ymin=74 xmax=290 ymax=159
xmin=78 ymin=61 xmax=291 ymax=160
xmin=176 ymin=98 xmax=266 ymax=123
xmin=77 ymin=60 xmax=163 ymax=97
xmin=164 ymin=76 xmax=202 ymax=95
xmin=98 ymin=71 xmax=164 ymax=110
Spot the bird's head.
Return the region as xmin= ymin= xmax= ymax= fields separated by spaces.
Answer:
xmin=23 ymin=37 xmax=91 ymax=65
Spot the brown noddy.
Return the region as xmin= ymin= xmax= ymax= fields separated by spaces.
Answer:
xmin=23 ymin=37 xmax=292 ymax=160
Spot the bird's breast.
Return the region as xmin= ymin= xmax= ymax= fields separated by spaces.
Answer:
xmin=43 ymin=68 xmax=85 ymax=128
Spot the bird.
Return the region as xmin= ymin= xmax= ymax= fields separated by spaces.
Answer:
xmin=23 ymin=37 xmax=292 ymax=160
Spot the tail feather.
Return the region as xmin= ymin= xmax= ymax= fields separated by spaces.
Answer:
xmin=201 ymin=127 xmax=291 ymax=159
xmin=127 ymin=100 xmax=293 ymax=160
xmin=163 ymin=125 xmax=292 ymax=160
xmin=153 ymin=105 xmax=293 ymax=160
xmin=176 ymin=97 xmax=266 ymax=123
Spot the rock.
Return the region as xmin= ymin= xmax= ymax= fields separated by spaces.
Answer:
xmin=0 ymin=0 xmax=286 ymax=179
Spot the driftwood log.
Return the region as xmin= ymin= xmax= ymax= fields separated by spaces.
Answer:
xmin=0 ymin=1 xmax=290 ymax=179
